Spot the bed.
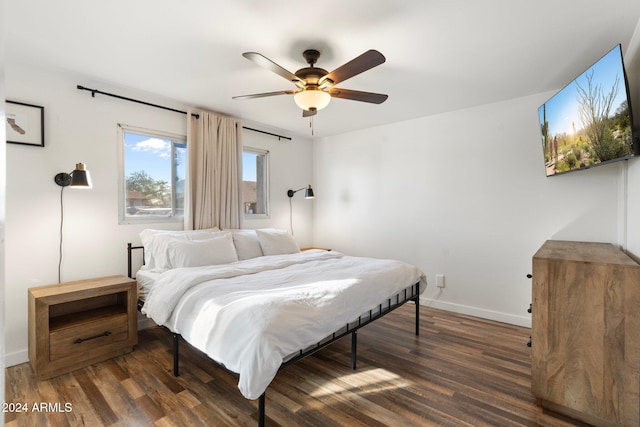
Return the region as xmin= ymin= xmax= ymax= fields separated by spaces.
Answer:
xmin=128 ymin=228 xmax=427 ymax=426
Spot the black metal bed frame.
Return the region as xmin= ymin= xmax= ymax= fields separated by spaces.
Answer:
xmin=127 ymin=243 xmax=420 ymax=426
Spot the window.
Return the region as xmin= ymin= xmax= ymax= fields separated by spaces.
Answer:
xmin=119 ymin=125 xmax=186 ymax=223
xmin=243 ymin=148 xmax=269 ymax=218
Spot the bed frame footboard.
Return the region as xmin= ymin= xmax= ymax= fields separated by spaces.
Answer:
xmin=128 ymin=243 xmax=421 ymax=427
xmin=279 ymin=282 xmax=420 ymax=370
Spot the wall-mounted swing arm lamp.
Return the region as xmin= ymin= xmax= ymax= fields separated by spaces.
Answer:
xmin=287 ymin=185 xmax=315 ymax=236
xmin=54 ymin=163 xmax=92 ymax=188
xmin=287 ymin=184 xmax=315 ymax=199
xmin=54 ymin=163 xmax=92 ymax=284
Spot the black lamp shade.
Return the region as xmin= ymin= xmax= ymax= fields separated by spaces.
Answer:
xmin=70 ymin=163 xmax=92 ymax=188
xmin=304 ymin=185 xmax=315 ymax=199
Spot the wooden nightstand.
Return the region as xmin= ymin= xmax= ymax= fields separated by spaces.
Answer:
xmin=28 ymin=275 xmax=137 ymax=379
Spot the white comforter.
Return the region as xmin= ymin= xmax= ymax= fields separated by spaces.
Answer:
xmin=141 ymin=250 xmax=427 ymax=400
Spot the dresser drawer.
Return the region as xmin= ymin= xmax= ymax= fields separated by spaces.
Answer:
xmin=49 ymin=313 xmax=129 ymax=361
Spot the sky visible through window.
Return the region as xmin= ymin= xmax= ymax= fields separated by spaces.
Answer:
xmin=126 ymin=132 xmax=257 ymax=184
xmin=243 ymin=151 xmax=257 ymax=182
xmin=124 ymin=132 xmax=172 ymax=183
xmin=539 ymin=47 xmax=628 ymax=138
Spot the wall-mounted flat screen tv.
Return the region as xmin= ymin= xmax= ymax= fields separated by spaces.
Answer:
xmin=538 ymin=44 xmax=635 ymax=177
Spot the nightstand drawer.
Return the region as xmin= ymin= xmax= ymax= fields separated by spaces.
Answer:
xmin=49 ymin=313 xmax=129 ymax=361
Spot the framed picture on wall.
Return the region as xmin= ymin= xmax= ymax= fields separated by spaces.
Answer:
xmin=6 ymin=100 xmax=45 ymax=147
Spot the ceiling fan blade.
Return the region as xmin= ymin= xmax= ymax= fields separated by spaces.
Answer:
xmin=320 ymin=50 xmax=386 ymax=87
xmin=302 ymin=108 xmax=317 ymax=117
xmin=242 ymin=52 xmax=306 ymax=87
xmin=232 ymin=90 xmax=295 ymax=100
xmin=328 ymin=88 xmax=388 ymax=104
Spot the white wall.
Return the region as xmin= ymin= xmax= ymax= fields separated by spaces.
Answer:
xmin=4 ymin=63 xmax=313 ymax=366
xmin=313 ymin=92 xmax=623 ymax=327
xmin=313 ymin=16 xmax=640 ymax=326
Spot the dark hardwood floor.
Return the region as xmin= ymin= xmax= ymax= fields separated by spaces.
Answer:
xmin=5 ymin=305 xmax=588 ymax=426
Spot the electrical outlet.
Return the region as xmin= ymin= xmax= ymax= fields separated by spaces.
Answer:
xmin=436 ymin=274 xmax=445 ymax=288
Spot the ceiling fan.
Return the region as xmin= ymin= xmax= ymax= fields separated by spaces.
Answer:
xmin=233 ymin=49 xmax=388 ymax=117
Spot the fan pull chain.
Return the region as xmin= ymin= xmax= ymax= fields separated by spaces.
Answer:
xmin=310 ymin=116 xmax=314 ymax=136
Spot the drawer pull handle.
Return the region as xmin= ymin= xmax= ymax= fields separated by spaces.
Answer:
xmin=74 ymin=331 xmax=111 ymax=344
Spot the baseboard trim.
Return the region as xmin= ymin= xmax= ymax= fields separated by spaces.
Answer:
xmin=4 ymin=350 xmax=28 ymax=368
xmin=420 ymin=298 xmax=531 ymax=328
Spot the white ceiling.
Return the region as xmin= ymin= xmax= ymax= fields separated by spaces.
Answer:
xmin=6 ymin=0 xmax=640 ymax=138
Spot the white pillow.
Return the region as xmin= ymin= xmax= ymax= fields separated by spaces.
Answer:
xmin=229 ymin=229 xmax=264 ymax=260
xmin=166 ymin=233 xmax=238 ymax=269
xmin=140 ymin=228 xmax=220 ymax=270
xmin=256 ymin=229 xmax=300 ymax=256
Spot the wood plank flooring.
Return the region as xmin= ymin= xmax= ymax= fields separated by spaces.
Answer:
xmin=5 ymin=305 xmax=589 ymax=426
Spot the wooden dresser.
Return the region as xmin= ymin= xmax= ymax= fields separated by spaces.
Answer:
xmin=531 ymin=240 xmax=640 ymax=427
xmin=28 ymin=275 xmax=137 ymax=379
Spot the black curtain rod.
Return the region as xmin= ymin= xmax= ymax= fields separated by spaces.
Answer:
xmin=77 ymin=85 xmax=200 ymax=118
xmin=241 ymin=126 xmax=292 ymax=141
xmin=76 ymin=84 xmax=292 ymax=141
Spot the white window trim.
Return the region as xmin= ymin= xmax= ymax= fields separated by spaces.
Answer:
xmin=117 ymin=123 xmax=187 ymax=225
xmin=243 ymin=147 xmax=270 ymax=220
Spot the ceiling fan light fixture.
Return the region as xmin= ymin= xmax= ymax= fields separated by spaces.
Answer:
xmin=294 ymin=88 xmax=331 ymax=112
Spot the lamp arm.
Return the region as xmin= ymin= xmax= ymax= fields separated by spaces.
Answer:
xmin=287 ymin=186 xmax=306 ymax=198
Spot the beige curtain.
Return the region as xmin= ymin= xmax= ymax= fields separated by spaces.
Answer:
xmin=185 ymin=109 xmax=243 ymax=230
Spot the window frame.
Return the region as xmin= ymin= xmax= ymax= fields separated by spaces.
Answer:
xmin=242 ymin=147 xmax=270 ymax=220
xmin=118 ymin=124 xmax=187 ymax=225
